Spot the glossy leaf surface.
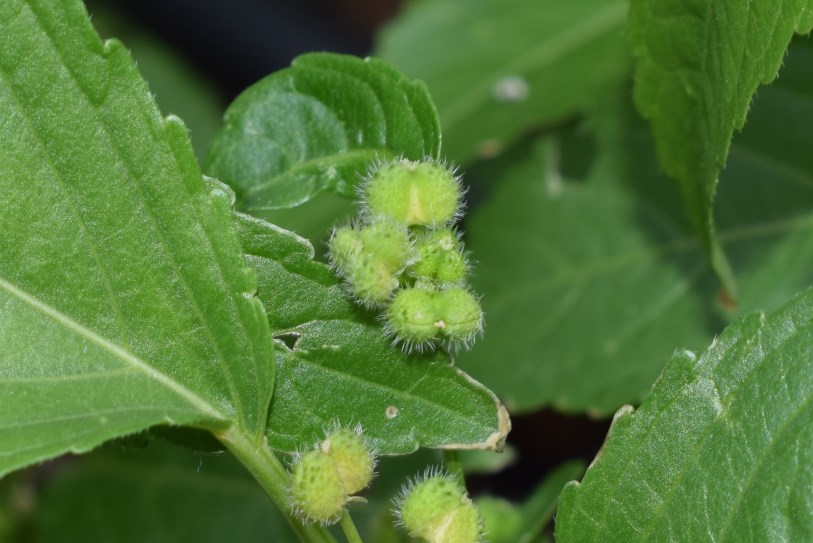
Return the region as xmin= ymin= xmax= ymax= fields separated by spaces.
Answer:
xmin=205 ymin=53 xmax=441 ymax=213
xmin=556 ymin=286 xmax=813 ymax=541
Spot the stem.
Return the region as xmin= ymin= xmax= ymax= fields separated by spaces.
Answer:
xmin=442 ymin=449 xmax=465 ymax=487
xmin=339 ymin=511 xmax=363 ymax=543
xmin=219 ymin=426 xmax=337 ymax=543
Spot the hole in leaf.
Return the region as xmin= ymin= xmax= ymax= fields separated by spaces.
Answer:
xmin=274 ymin=331 xmax=301 ymax=351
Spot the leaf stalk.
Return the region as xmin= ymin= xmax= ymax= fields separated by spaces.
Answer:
xmin=219 ymin=426 xmax=337 ymax=543
xmin=339 ymin=511 xmax=364 ymax=543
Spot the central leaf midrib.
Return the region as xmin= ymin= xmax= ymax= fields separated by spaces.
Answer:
xmin=0 ymin=404 xmax=206 ymax=432
xmin=286 ymin=346 xmax=495 ymax=436
xmin=243 ymin=148 xmax=388 ymax=204
xmin=0 ymin=275 xmax=223 ymax=421
xmin=20 ymin=1 xmax=251 ymax=429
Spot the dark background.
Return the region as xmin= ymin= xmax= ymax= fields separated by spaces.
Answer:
xmin=87 ymin=0 xmax=402 ymax=101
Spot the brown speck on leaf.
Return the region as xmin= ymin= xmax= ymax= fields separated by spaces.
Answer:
xmin=716 ymin=288 xmax=738 ymax=312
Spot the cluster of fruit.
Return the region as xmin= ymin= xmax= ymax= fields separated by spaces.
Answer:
xmin=290 ymin=426 xmax=375 ymax=524
xmin=328 ymin=159 xmax=484 ymax=352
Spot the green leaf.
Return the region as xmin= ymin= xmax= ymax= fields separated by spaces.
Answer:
xmin=205 ymin=53 xmax=441 ymax=213
xmin=34 ymin=440 xmax=296 ymax=542
xmin=0 ymin=0 xmax=275 ymax=475
xmin=458 ymin=39 xmax=813 ymax=414
xmin=376 ymin=0 xmax=630 ymax=164
xmin=628 ymin=0 xmax=813 ymax=296
xmin=556 ymin=285 xmax=813 ymax=541
xmin=459 ymin=133 xmax=713 ymax=414
xmin=234 ymin=213 xmax=511 ymax=454
xmin=254 ymin=190 xmax=356 ymax=261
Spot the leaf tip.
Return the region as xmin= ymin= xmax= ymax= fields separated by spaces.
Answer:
xmin=586 ymin=404 xmax=634 ymax=471
xmin=487 ymin=403 xmax=512 ymax=452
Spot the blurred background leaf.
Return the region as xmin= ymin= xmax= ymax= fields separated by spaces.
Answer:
xmin=33 ymin=440 xmax=297 ymax=543
xmin=457 ymin=38 xmax=813 ymax=414
xmin=478 ymin=460 xmax=584 ymax=543
xmin=377 ymin=0 xmax=631 ymax=165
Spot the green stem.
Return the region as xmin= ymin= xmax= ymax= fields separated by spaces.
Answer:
xmin=339 ymin=511 xmax=363 ymax=543
xmin=442 ymin=449 xmax=465 ymax=487
xmin=219 ymin=426 xmax=337 ymax=543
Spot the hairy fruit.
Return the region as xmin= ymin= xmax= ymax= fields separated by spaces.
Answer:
xmin=327 ymin=157 xmax=483 ymax=351
xmin=328 ymin=221 xmax=411 ymax=307
xmin=290 ymin=450 xmax=346 ymax=525
xmin=364 ymin=159 xmax=461 ymax=226
xmin=437 ymin=288 xmax=483 ymax=346
xmin=322 ymin=427 xmax=375 ymax=494
xmin=410 ymin=228 xmax=468 ymax=284
xmin=385 ymin=286 xmax=442 ymax=349
xmin=396 ymin=472 xmax=482 ymax=543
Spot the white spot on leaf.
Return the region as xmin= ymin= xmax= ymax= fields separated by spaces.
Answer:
xmin=492 ymin=76 xmax=529 ymax=103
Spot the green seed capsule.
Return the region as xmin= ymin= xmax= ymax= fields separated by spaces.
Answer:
xmin=437 ymin=288 xmax=483 ymax=348
xmin=364 ymin=159 xmax=462 ymax=226
xmin=385 ymin=287 xmax=441 ymax=350
xmin=410 ymin=228 xmax=468 ymax=284
xmin=328 ymin=226 xmax=363 ymax=272
xmin=322 ymin=427 xmax=375 ymax=494
xmin=397 ymin=473 xmax=482 ymax=543
xmin=290 ymin=450 xmax=347 ymax=525
xmin=358 ymin=221 xmax=411 ymax=273
xmin=328 ymin=221 xmax=411 ymax=307
xmin=438 ymin=501 xmax=482 ymax=543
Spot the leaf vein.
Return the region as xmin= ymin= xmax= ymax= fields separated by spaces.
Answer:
xmin=0 ymin=276 xmax=222 ymax=420
xmin=25 ymin=1 xmax=250 ymax=428
xmin=291 ymin=345 xmax=493 ymax=433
